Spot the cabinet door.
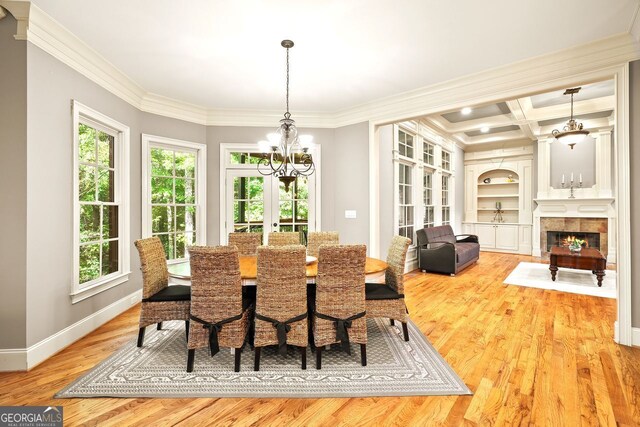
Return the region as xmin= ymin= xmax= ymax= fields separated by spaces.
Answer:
xmin=495 ymin=225 xmax=519 ymax=251
xmin=462 ymin=223 xmax=475 ymax=235
xmin=476 ymin=224 xmax=496 ymax=249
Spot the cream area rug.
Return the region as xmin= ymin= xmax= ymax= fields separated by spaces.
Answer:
xmin=504 ymin=262 xmax=616 ymax=299
xmin=56 ymin=319 xmax=471 ymax=398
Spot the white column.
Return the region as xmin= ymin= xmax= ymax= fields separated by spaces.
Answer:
xmin=595 ymin=127 xmax=613 ymax=198
xmin=536 ymin=138 xmax=551 ymax=199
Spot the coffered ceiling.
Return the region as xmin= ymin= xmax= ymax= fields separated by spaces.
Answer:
xmin=424 ymin=80 xmax=615 ymax=147
xmin=25 ymin=0 xmax=640 ymax=113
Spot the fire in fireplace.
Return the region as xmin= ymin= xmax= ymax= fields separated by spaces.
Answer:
xmin=546 ymin=231 xmax=601 ymax=252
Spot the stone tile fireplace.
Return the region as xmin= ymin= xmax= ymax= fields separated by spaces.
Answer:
xmin=533 ymin=198 xmax=616 ymax=262
xmin=540 ymin=217 xmax=608 ymax=258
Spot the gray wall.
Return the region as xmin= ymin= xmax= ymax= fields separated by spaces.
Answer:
xmin=549 ymin=136 xmax=596 ymax=188
xmin=25 ymin=43 xmax=144 ymax=346
xmin=630 ymin=60 xmax=640 ymax=328
xmin=0 ymin=16 xmax=28 ymax=349
xmin=378 ymin=125 xmax=395 ymax=258
xmin=330 ymin=122 xmax=370 ymax=246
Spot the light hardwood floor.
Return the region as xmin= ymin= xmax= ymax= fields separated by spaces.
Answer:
xmin=1 ymin=252 xmax=639 ymax=426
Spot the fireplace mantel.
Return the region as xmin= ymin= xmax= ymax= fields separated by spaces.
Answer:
xmin=532 ymin=197 xmax=616 ymax=262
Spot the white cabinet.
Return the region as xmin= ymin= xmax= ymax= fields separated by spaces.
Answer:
xmin=476 ymin=224 xmax=497 ymax=249
xmin=473 ymin=224 xmax=519 ymax=252
xmin=463 ymin=146 xmax=533 ymax=255
xmin=495 ymin=225 xmax=519 ymax=251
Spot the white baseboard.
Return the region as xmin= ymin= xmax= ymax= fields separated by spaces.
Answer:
xmin=614 ymin=321 xmax=640 ymax=347
xmin=0 ymin=289 xmax=142 ymax=372
xmin=0 ymin=348 xmax=28 ymax=371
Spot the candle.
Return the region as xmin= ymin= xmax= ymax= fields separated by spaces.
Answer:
xmin=562 ymin=174 xmax=565 ymax=184
xmin=579 ymin=173 xmax=582 ymax=184
xmin=571 ymin=172 xmax=574 ymax=182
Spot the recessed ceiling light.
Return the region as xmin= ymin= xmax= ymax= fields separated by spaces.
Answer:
xmin=481 ymin=126 xmax=490 ymax=133
xmin=461 ymin=107 xmax=472 ymax=115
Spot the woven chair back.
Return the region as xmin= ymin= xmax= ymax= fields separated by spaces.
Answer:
xmin=306 ymin=231 xmax=340 ymax=257
xmin=385 ymin=236 xmax=411 ymax=294
xmin=188 ymin=246 xmax=242 ymax=323
xmin=134 ymin=236 xmax=169 ymax=299
xmin=228 ymin=232 xmax=262 ymax=256
xmin=267 ymin=232 xmax=300 ymax=246
xmin=315 ymin=245 xmax=367 ymax=346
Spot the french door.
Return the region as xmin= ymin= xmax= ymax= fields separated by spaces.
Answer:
xmin=224 ymin=170 xmax=317 ymax=244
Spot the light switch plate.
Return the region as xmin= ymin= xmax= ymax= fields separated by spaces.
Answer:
xmin=345 ymin=210 xmax=357 ymax=219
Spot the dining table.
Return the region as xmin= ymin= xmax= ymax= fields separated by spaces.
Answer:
xmin=168 ymin=255 xmax=388 ymax=285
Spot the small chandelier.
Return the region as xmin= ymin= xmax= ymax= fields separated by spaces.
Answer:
xmin=257 ymin=40 xmax=315 ymax=192
xmin=551 ymin=87 xmax=590 ymax=150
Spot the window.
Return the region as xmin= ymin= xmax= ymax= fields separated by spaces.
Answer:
xmin=442 ymin=175 xmax=451 ymax=225
xmin=423 ymin=141 xmax=435 ymax=166
xmin=423 ymin=170 xmax=434 ymax=228
xmin=398 ymin=130 xmax=414 ymax=158
xmin=73 ymin=101 xmax=130 ymax=303
xmin=441 ymin=150 xmax=451 ymax=171
xmin=143 ymin=135 xmax=207 ymax=261
xmin=398 ymin=163 xmax=414 ymax=243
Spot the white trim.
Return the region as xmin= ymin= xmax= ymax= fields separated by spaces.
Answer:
xmin=0 ymin=289 xmax=142 ymax=371
xmin=141 ymin=134 xmax=207 ymax=252
xmin=71 ymin=100 xmax=130 ymax=303
xmin=1 ymin=3 xmax=638 ymax=127
xmin=70 ymin=272 xmax=130 ymax=304
xmin=614 ymin=64 xmax=633 ymax=346
xmin=614 ymin=322 xmax=640 ymax=347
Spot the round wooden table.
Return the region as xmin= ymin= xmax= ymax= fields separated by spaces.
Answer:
xmin=168 ymin=256 xmax=388 ymax=285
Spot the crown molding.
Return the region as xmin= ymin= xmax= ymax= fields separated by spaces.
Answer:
xmin=2 ymin=1 xmax=640 ymax=129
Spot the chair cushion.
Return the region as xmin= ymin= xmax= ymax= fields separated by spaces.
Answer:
xmin=455 ymin=243 xmax=480 ymax=266
xmin=365 ymin=283 xmax=404 ymax=300
xmin=144 ymin=285 xmax=191 ymax=302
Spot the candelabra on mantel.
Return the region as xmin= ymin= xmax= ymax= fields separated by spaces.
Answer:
xmin=561 ymin=172 xmax=582 ymax=199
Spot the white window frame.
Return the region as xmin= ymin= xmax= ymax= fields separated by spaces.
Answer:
xmin=392 ymin=122 xmax=456 ymax=267
xmin=72 ymin=100 xmax=130 ymax=304
xmin=441 ymin=173 xmax=451 ymax=225
xmin=142 ymin=134 xmax=207 ymax=263
xmin=219 ymin=142 xmax=322 ymax=244
xmin=423 ymin=167 xmax=435 ymax=228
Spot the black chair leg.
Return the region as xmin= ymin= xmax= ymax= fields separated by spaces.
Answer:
xmin=137 ymin=327 xmax=146 ymax=347
xmin=361 ymin=343 xmax=367 ymax=366
xmin=390 ymin=319 xmax=395 ymax=326
xmin=234 ymin=347 xmax=242 ymax=372
xmin=301 ymin=346 xmax=307 ymax=370
xmin=187 ymin=349 xmax=195 ymax=372
xmin=254 ymin=347 xmax=261 ymax=371
xmin=402 ymin=322 xmax=409 ymax=341
xmin=185 ymin=320 xmax=190 ymax=341
xmin=157 ymin=322 xmax=163 ymax=330
xmin=316 ymin=347 xmax=322 ymax=370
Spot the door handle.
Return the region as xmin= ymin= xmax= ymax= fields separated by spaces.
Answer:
xmin=273 ymin=223 xmax=278 ymax=227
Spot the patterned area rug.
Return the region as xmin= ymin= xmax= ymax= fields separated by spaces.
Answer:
xmin=504 ymin=262 xmax=616 ymax=299
xmin=56 ymin=319 xmax=470 ymax=398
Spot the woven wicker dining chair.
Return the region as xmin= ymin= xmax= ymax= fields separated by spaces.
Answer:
xmin=267 ymin=231 xmax=300 ymax=246
xmin=254 ymin=245 xmax=308 ymax=370
xmin=313 ymin=244 xmax=367 ymax=369
xmin=134 ymin=237 xmax=191 ymax=347
xmin=228 ymin=232 xmax=262 ymax=256
xmin=186 ymin=246 xmax=251 ymax=372
xmin=306 ymin=231 xmax=340 ymax=258
xmin=365 ymin=236 xmax=412 ymax=341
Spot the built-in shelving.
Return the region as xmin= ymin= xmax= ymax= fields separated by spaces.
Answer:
xmin=476 ymin=169 xmax=520 ymax=224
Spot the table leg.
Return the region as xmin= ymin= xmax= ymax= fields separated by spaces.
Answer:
xmin=595 ymin=270 xmax=605 ymax=287
xmin=549 ymin=265 xmax=558 ymax=282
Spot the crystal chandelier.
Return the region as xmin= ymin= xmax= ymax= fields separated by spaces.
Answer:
xmin=551 ymin=87 xmax=590 ymax=150
xmin=257 ymin=40 xmax=315 ymax=192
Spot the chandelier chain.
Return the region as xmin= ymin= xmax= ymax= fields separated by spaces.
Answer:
xmin=285 ymin=46 xmax=290 ymax=114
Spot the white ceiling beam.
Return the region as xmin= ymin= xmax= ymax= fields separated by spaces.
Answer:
xmin=426 ymin=114 xmax=515 ymax=133
xmin=505 ymin=99 xmax=536 ymax=140
xmin=520 ymin=95 xmax=615 ymax=121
